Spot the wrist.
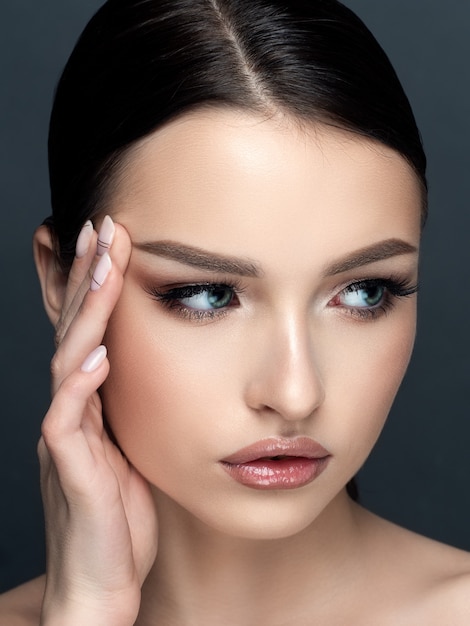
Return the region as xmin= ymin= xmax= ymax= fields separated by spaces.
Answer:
xmin=40 ymin=594 xmax=139 ymax=626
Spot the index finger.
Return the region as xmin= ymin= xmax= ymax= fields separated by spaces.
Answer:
xmin=51 ymin=221 xmax=132 ymax=393
xmin=57 ymin=218 xmax=132 ymax=344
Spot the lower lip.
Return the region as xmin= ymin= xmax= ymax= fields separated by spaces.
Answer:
xmin=221 ymin=456 xmax=330 ymax=490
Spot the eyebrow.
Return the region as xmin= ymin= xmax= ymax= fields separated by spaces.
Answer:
xmin=133 ymin=240 xmax=262 ymax=277
xmin=324 ymin=238 xmax=418 ymax=276
xmin=133 ymin=237 xmax=417 ymax=278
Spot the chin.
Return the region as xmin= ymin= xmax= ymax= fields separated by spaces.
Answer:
xmin=168 ymin=487 xmax=344 ymax=542
xmin=220 ymin=517 xmax=317 ymax=541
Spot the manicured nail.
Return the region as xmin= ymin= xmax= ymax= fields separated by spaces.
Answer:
xmin=90 ymin=253 xmax=112 ymax=291
xmin=75 ymin=220 xmax=93 ymax=258
xmin=81 ymin=345 xmax=107 ymax=373
xmin=97 ymin=215 xmax=115 ymax=256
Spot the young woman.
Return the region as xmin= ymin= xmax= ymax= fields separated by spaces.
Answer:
xmin=1 ymin=0 xmax=469 ymax=623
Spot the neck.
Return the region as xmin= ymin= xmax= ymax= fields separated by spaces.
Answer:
xmin=137 ymin=490 xmax=367 ymax=625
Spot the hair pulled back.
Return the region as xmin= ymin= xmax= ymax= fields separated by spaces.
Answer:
xmin=47 ymin=0 xmax=427 ymax=272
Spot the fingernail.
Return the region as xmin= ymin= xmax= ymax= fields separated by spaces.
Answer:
xmin=81 ymin=345 xmax=107 ymax=373
xmin=75 ymin=220 xmax=93 ymax=258
xmin=90 ymin=253 xmax=112 ymax=291
xmin=97 ymin=215 xmax=115 ymax=256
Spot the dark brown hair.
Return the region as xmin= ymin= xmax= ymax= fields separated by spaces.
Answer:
xmin=47 ymin=0 xmax=426 ymax=273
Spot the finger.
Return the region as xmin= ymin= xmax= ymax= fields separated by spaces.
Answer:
xmin=100 ymin=221 xmax=132 ymax=276
xmin=59 ymin=222 xmax=98 ymax=327
xmin=41 ymin=346 xmax=110 ymax=493
xmin=51 ymin=255 xmax=118 ymax=395
xmin=51 ymin=222 xmax=132 ymax=393
xmin=56 ymin=218 xmax=130 ymax=347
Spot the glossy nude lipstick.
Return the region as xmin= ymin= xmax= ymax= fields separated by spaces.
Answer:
xmin=221 ymin=437 xmax=330 ymax=490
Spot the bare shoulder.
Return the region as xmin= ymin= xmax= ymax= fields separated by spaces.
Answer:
xmin=416 ymin=540 xmax=470 ymax=623
xmin=431 ymin=567 xmax=470 ymax=622
xmin=0 ymin=576 xmax=45 ymax=626
xmin=356 ymin=506 xmax=470 ymax=624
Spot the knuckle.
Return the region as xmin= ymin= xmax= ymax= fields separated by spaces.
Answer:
xmin=50 ymin=352 xmax=64 ymax=379
xmin=55 ymin=372 xmax=84 ymax=403
xmin=40 ymin=410 xmax=69 ymax=456
xmin=40 ymin=414 xmax=59 ymax=447
xmin=61 ymin=374 xmax=84 ymax=399
xmin=41 ymin=378 xmax=83 ymax=444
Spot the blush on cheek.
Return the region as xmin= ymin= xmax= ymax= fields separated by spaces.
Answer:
xmin=378 ymin=326 xmax=416 ymax=414
xmin=100 ymin=312 xmax=210 ymax=486
xmin=332 ymin=316 xmax=416 ymax=463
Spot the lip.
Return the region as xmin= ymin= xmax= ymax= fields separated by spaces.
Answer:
xmin=220 ymin=437 xmax=331 ymax=490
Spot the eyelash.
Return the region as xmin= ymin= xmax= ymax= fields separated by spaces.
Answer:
xmin=147 ymin=281 xmax=244 ymax=321
xmin=146 ymin=276 xmax=418 ymax=322
xmin=329 ymin=277 xmax=418 ymax=320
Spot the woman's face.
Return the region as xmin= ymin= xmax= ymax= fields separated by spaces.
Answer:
xmin=102 ymin=109 xmax=421 ymax=539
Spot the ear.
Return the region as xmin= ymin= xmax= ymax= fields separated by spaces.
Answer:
xmin=33 ymin=225 xmax=67 ymax=326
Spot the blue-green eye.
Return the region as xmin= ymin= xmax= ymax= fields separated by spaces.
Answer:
xmin=179 ymin=285 xmax=235 ymax=310
xmin=339 ymin=283 xmax=385 ymax=308
xmin=331 ymin=277 xmax=418 ymax=320
xmin=148 ymin=282 xmax=240 ymax=320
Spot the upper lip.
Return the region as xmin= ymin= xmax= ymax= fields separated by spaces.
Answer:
xmin=221 ymin=437 xmax=330 ymax=464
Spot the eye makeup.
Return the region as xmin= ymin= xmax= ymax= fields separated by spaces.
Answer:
xmin=143 ymin=273 xmax=417 ymax=323
xmin=145 ymin=280 xmax=244 ymax=321
xmin=328 ymin=276 xmax=418 ymax=320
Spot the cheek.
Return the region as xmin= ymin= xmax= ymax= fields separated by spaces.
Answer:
xmin=367 ymin=314 xmax=416 ymax=410
xmin=100 ymin=296 xmax=231 ymax=485
xmin=324 ymin=309 xmax=417 ymax=473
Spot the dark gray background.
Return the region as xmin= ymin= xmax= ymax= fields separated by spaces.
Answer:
xmin=1 ymin=1 xmax=469 ymax=593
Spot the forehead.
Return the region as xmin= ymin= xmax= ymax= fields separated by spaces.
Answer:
xmin=111 ymin=109 xmax=422 ymax=262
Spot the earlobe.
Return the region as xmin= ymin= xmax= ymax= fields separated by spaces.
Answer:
xmin=33 ymin=225 xmax=67 ymax=326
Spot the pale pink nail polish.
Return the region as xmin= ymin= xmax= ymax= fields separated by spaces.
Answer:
xmin=75 ymin=220 xmax=93 ymax=258
xmin=81 ymin=345 xmax=107 ymax=373
xmin=90 ymin=253 xmax=112 ymax=291
xmin=97 ymin=215 xmax=115 ymax=256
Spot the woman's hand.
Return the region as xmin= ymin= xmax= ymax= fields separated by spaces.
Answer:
xmin=38 ymin=218 xmax=158 ymax=626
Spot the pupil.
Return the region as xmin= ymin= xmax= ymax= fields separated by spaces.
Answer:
xmin=364 ymin=286 xmax=384 ymax=306
xmin=208 ymin=287 xmax=232 ymax=308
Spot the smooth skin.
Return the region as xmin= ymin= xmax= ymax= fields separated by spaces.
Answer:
xmin=1 ymin=110 xmax=469 ymax=625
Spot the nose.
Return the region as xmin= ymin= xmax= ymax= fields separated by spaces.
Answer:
xmin=244 ymin=313 xmax=325 ymax=422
